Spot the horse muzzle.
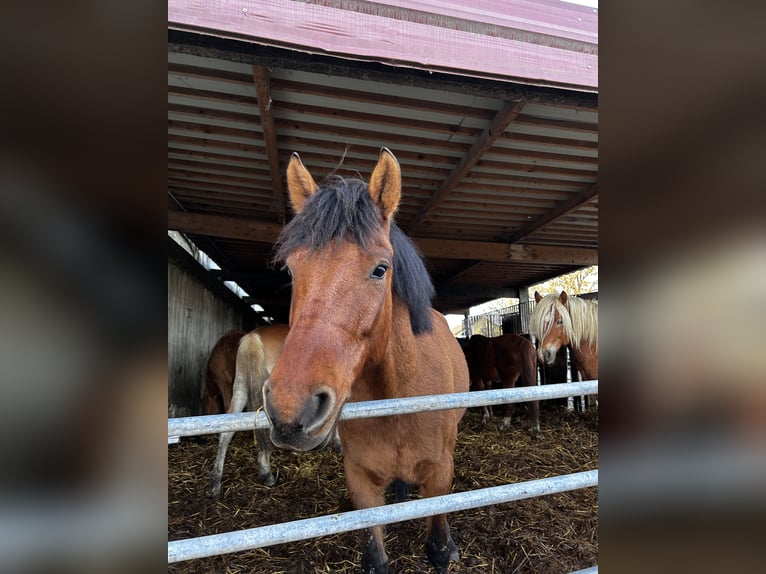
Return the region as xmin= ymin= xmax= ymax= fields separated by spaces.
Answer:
xmin=540 ymin=347 xmax=559 ymax=365
xmin=263 ymin=382 xmax=338 ymax=451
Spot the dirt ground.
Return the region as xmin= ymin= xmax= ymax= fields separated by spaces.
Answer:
xmin=169 ymin=402 xmax=598 ymax=573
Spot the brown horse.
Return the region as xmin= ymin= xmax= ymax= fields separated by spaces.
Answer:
xmin=530 ymin=291 xmax=599 ymax=380
xmin=206 ymin=324 xmax=289 ymax=497
xmin=263 ymin=149 xmax=469 ymax=573
xmin=463 ymin=333 xmax=540 ymax=432
xmin=202 ymin=330 xmax=246 ymax=415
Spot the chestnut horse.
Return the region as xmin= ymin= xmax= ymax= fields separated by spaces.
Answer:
xmin=263 ymin=149 xmax=469 ymax=573
xmin=530 ymin=291 xmax=598 ymax=380
xmin=202 ymin=330 xmax=246 ymax=415
xmin=206 ymin=324 xmax=289 ymax=497
xmin=463 ymin=333 xmax=540 ymax=432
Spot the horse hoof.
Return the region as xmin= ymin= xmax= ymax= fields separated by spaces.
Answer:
xmin=426 ymin=538 xmax=459 ymax=572
xmin=260 ymin=473 xmax=277 ymax=487
xmin=361 ymin=562 xmax=388 ymax=574
xmin=362 ymin=539 xmax=388 ymax=574
xmin=206 ymin=484 xmax=221 ymax=498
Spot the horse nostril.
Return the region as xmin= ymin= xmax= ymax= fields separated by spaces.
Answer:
xmin=301 ymin=387 xmax=335 ymax=432
xmin=318 ymin=390 xmax=334 ymax=417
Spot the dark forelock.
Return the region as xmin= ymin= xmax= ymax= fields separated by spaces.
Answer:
xmin=274 ymin=176 xmax=434 ymax=334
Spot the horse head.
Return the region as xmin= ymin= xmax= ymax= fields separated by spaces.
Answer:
xmin=532 ymin=290 xmax=572 ymax=365
xmin=263 ymin=149 xmax=401 ymax=451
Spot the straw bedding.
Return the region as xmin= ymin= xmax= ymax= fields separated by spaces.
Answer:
xmin=168 ymin=403 xmax=598 ymax=573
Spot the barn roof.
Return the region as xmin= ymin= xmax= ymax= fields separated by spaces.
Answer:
xmin=168 ymin=0 xmax=598 ymax=322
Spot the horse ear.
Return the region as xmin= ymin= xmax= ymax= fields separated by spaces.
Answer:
xmin=368 ymin=147 xmax=401 ymax=220
xmin=286 ymin=152 xmax=319 ymax=213
xmin=559 ymin=291 xmax=568 ymax=304
xmin=534 ymin=291 xmax=542 ymax=303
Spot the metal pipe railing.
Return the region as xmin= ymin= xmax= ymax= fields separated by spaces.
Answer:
xmin=168 ymin=380 xmax=598 ymax=439
xmin=169 ymin=469 xmax=598 ymax=563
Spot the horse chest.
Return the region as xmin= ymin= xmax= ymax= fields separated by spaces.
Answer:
xmin=341 ymin=412 xmax=444 ymax=475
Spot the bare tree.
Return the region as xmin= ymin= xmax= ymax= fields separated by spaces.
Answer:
xmin=529 ymin=266 xmax=598 ymax=296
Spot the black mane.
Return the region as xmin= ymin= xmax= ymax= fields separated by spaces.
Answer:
xmin=274 ymin=176 xmax=434 ymax=334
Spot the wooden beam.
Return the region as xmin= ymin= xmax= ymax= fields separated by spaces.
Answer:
xmin=435 ymin=285 xmax=518 ymax=299
xmin=438 ymin=259 xmax=484 ymax=284
xmin=406 ymin=98 xmax=526 ymax=234
xmin=167 ymin=211 xmax=596 ymax=265
xmin=252 ymin=65 xmax=286 ymax=223
xmin=432 ymin=184 xmax=598 ymax=281
xmin=506 ymin=184 xmax=599 ymax=243
xmin=416 ymin=238 xmax=596 ymax=265
xmin=168 ymin=210 xmax=283 ymax=243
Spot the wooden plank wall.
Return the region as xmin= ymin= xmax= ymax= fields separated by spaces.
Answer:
xmin=168 ymin=261 xmax=250 ymax=417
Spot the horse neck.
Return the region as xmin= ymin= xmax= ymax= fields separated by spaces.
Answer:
xmin=359 ymin=296 xmax=420 ymax=400
xmin=569 ymin=341 xmax=598 ymax=380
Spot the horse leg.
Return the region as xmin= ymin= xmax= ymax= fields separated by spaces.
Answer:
xmin=220 ymin=381 xmax=234 ymax=414
xmin=345 ymin=461 xmax=388 ymax=573
xmin=500 ymin=396 xmax=540 ymax=432
xmin=255 ymin=427 xmax=275 ymax=486
xmin=362 ymin=527 xmax=388 ymax=574
xmin=498 ymin=374 xmax=518 ymax=431
xmin=206 ymin=376 xmax=248 ymax=497
xmin=420 ymin=460 xmax=459 ymax=573
xmin=207 ymin=430 xmax=235 ymax=497
xmin=528 ymin=399 xmax=540 ymax=433
xmin=482 ymin=404 xmax=492 ymax=425
xmin=474 ymin=378 xmax=492 ymax=424
xmin=248 ymin=379 xmax=277 ymax=487
xmin=499 ymin=402 xmax=513 ymax=430
xmin=204 ymin=392 xmax=220 ymax=416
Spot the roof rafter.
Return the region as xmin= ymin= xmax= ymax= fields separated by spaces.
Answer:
xmin=506 ymin=183 xmax=598 ymax=243
xmin=405 ymin=97 xmax=527 ymax=234
xmin=252 ymin=65 xmax=286 ymax=223
xmin=436 ymin=184 xmax=599 ymax=285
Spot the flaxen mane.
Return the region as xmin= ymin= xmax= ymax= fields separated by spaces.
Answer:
xmin=529 ymin=293 xmax=598 ymax=350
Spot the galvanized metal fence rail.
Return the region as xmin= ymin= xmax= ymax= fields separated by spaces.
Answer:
xmin=169 ymin=380 xmax=597 ymax=439
xmin=169 ymin=469 xmax=598 ymax=563
xmin=168 ymin=379 xmax=598 ymax=568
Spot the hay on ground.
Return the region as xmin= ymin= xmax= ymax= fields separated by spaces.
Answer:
xmin=169 ymin=403 xmax=598 ymax=573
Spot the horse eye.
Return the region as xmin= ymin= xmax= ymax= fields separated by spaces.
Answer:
xmin=283 ymin=266 xmax=292 ymax=279
xmin=370 ymin=264 xmax=388 ymax=279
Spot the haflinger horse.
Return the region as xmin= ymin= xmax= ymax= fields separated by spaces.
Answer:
xmin=463 ymin=333 xmax=540 ymax=432
xmin=263 ymin=149 xmax=469 ymax=574
xmin=206 ymin=324 xmax=290 ymax=498
xmin=202 ymin=330 xmax=247 ymax=415
xmin=529 ymin=291 xmax=598 ymax=381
